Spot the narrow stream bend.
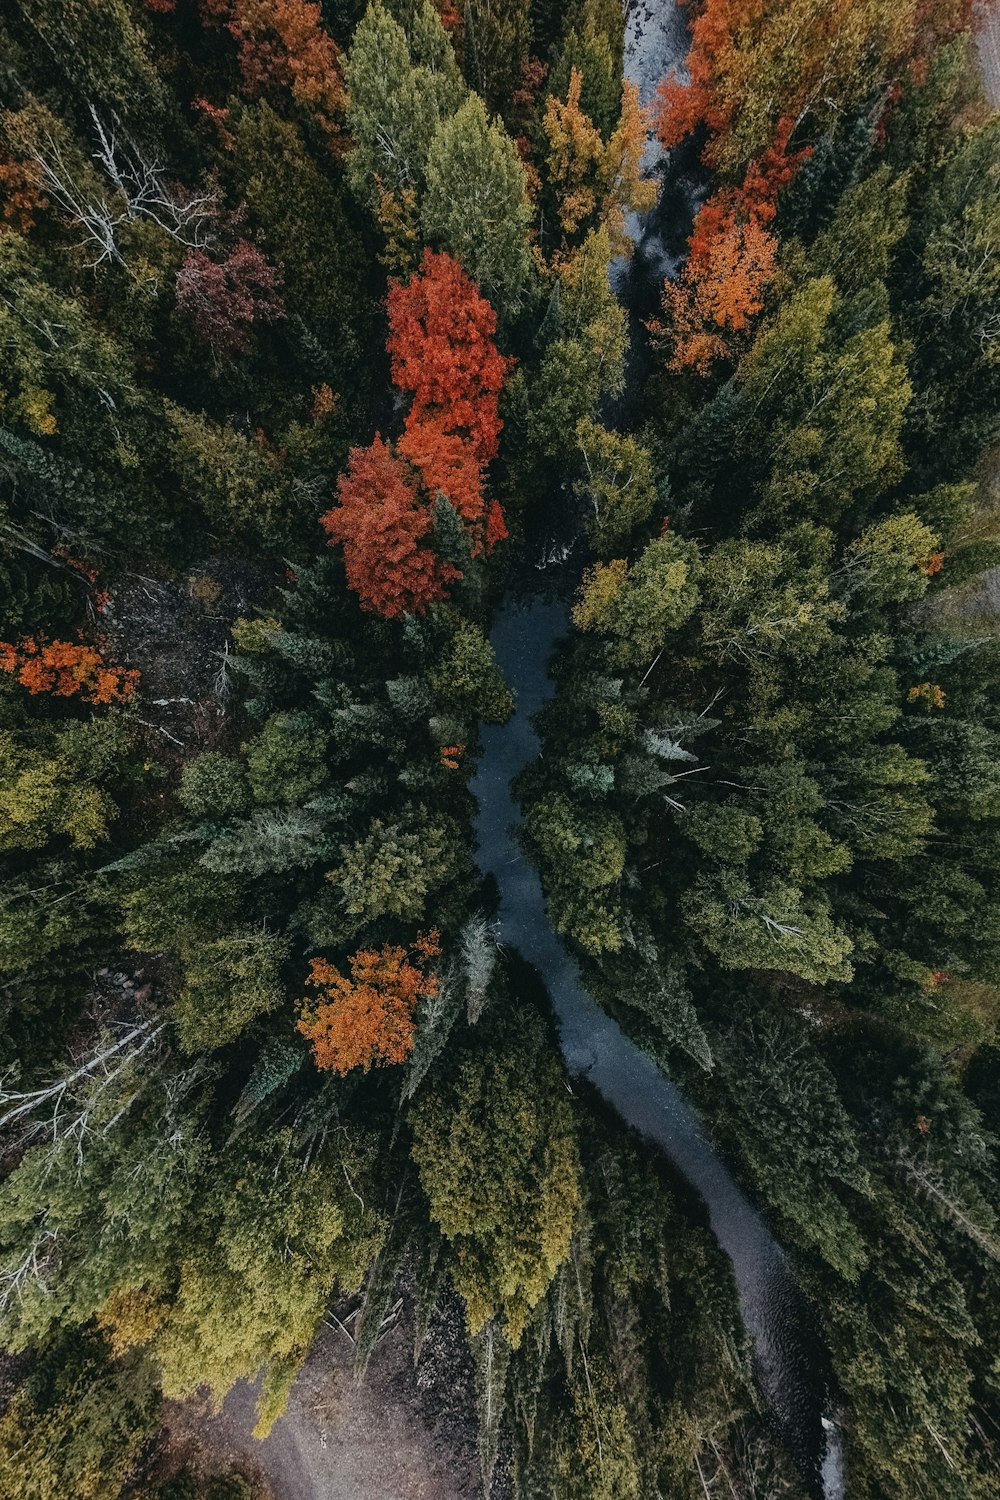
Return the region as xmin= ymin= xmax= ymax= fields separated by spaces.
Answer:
xmin=470 ymin=603 xmax=843 ymax=1498
xmin=468 ymin=5 xmax=846 ymax=1496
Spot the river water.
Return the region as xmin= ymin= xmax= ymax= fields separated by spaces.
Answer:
xmin=468 ymin=4 xmax=847 ymax=1496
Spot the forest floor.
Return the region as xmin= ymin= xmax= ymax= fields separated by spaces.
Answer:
xmin=164 ymin=1291 xmax=499 ymax=1500
xmin=104 ymin=555 xmax=272 ymax=761
xmin=976 ymin=0 xmax=1000 ymax=106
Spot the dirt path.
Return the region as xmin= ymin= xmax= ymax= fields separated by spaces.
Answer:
xmin=976 ymin=0 xmax=1000 ymax=107
xmin=165 ymin=1304 xmax=487 ymax=1500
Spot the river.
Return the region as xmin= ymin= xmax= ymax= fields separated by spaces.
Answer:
xmin=468 ymin=4 xmax=847 ymax=1497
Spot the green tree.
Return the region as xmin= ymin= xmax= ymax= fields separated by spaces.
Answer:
xmin=429 ymin=618 xmax=515 ymax=723
xmin=165 ymin=403 xmax=300 ymax=551
xmin=409 ymin=1000 xmax=581 ymax=1342
xmin=736 ymin=277 xmax=912 ymax=530
xmin=462 ymin=0 xmax=532 ymax=115
xmin=179 ymin=753 xmax=251 ymax=819
xmin=174 ymin=929 xmax=289 ymax=1052
xmin=16 ymin=0 xmax=166 ymax=117
xmin=345 ymin=1 xmax=465 ymax=264
xmin=423 ymin=94 xmax=533 ymax=320
xmin=0 ymin=729 xmax=117 ymax=852
xmin=228 ymin=102 xmax=368 ymax=379
xmin=572 ymin=532 xmax=701 ymax=669
xmin=0 ymin=1333 xmax=158 ymax=1500
xmin=527 ymin=228 xmax=627 ymax=461
xmin=574 ymin=418 xmax=658 ymax=555
xmin=325 ymin=808 xmax=459 ymax=933
xmin=245 ymin=712 xmax=329 ymax=806
xmin=151 ymin=1127 xmax=385 ymax=1433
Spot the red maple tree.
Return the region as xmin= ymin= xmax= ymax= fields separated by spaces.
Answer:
xmin=387 ymin=248 xmax=511 ymax=466
xmin=397 ymin=419 xmax=484 ymax=526
xmin=297 ymin=931 xmax=441 ymax=1075
xmin=324 ymin=253 xmax=513 ymax=615
xmin=321 ymin=437 xmax=459 ymax=618
xmin=385 ymin=248 xmax=512 ymax=555
xmin=175 ymin=240 xmax=284 ymax=361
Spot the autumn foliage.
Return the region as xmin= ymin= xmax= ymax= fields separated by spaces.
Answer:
xmin=322 ymin=437 xmax=460 ymax=619
xmin=0 ymin=151 xmax=47 ymax=234
xmin=389 ymin=249 xmax=511 ymax=550
xmin=297 ymin=931 xmax=441 ymax=1074
xmin=0 ymin=639 xmax=139 ymax=704
xmin=542 ymin=72 xmax=655 ymax=258
xmin=657 ymin=208 xmax=778 ymax=373
xmin=175 ymin=240 xmax=284 ymax=362
xmin=654 ymin=0 xmax=969 ymax=175
xmin=323 ymin=252 xmax=512 ymax=615
xmin=654 ymin=121 xmax=808 ymax=372
xmin=205 ymin=0 xmax=345 ymax=141
xmin=387 ymin=249 xmax=511 ymax=468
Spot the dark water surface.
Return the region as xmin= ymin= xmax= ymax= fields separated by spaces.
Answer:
xmin=469 ymin=600 xmax=844 ymax=1496
xmin=467 ymin=5 xmax=846 ymax=1490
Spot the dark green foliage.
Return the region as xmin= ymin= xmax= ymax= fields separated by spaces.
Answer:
xmin=1 ymin=5 xmax=998 ymax=1499
xmin=0 ymin=1332 xmax=159 ymax=1500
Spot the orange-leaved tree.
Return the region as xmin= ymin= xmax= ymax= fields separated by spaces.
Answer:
xmin=652 ymin=121 xmax=807 ymax=373
xmin=386 ymin=248 xmax=511 ymax=467
xmin=654 ymin=0 xmax=969 ymax=176
xmin=214 ymin=0 xmax=345 ymax=143
xmin=320 ymin=437 xmax=459 ymax=618
xmin=397 ymin=419 xmax=485 ymax=526
xmin=386 ymin=247 xmax=513 ymax=557
xmin=655 ymin=209 xmax=778 ymax=373
xmin=0 ymin=639 xmax=139 ymax=704
xmin=297 ymin=931 xmax=441 ymax=1074
xmin=325 ymin=252 xmax=513 ymax=614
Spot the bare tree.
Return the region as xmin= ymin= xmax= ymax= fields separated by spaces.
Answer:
xmin=21 ymin=104 xmax=217 ymax=271
xmin=0 ymin=1018 xmax=165 ymax=1158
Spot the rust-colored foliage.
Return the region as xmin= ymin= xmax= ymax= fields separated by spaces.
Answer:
xmin=0 ymin=151 xmax=48 ymax=234
xmin=216 ymin=0 xmax=345 ymax=142
xmin=324 ymin=253 xmax=512 ymax=614
xmin=298 ymin=931 xmax=441 ymax=1074
xmin=0 ymin=639 xmax=139 ymax=704
xmin=654 ymin=0 xmax=733 ymax=154
xmin=175 ymin=240 xmax=284 ymax=361
xmin=484 ymin=498 xmax=509 ymax=551
xmin=653 ymin=120 xmax=806 ymax=373
xmin=387 ymin=248 xmax=511 ymax=468
xmin=388 ymin=248 xmax=511 ymax=556
xmin=434 ymin=0 xmax=462 ymax=35
xmin=908 ymin=681 xmax=946 ymax=709
xmin=321 ymin=437 xmax=459 ymax=618
xmin=398 ymin=419 xmax=485 ymax=526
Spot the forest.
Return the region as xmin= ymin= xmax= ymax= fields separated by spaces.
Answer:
xmin=0 ymin=0 xmax=998 ymax=1497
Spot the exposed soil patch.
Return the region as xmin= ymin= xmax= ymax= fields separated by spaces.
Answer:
xmin=103 ymin=556 xmax=275 ymax=762
xmin=164 ymin=1290 xmax=494 ymax=1500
